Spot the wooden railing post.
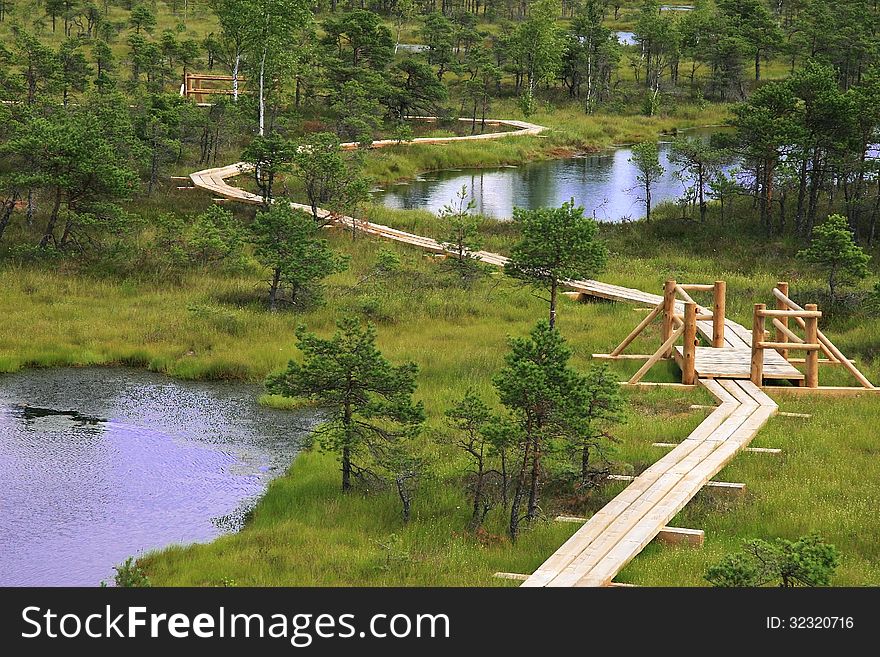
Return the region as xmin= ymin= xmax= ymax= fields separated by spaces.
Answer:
xmin=805 ymin=303 xmax=819 ymax=388
xmin=662 ymin=279 xmax=676 ymax=357
xmin=682 ymin=302 xmax=697 ymax=385
xmin=776 ymin=281 xmax=789 ymax=360
xmin=712 ymin=280 xmax=726 ymax=348
xmin=751 ymin=304 xmax=765 ymax=386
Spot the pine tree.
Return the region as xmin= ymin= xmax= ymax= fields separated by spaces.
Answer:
xmin=267 ymin=317 xmax=424 ymax=492
xmin=495 ymin=323 xmax=625 ymax=540
xmin=798 ymin=214 xmax=870 ymax=304
xmin=241 ymin=132 xmax=294 ymax=207
xmin=289 ymin=132 xmax=368 ymax=227
xmin=629 ymin=141 xmax=665 ymax=223
xmin=445 ymin=389 xmax=496 ymax=531
xmin=494 ymin=321 xmax=575 ymax=539
xmin=504 ymin=200 xmax=607 ymax=329
xmin=706 ymin=534 xmax=840 ymax=587
xmin=249 ymin=204 xmax=348 ymax=310
xmin=440 ymin=185 xmax=483 ymax=285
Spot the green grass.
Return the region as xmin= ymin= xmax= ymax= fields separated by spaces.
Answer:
xmin=362 ymin=98 xmax=732 ymax=184
xmin=619 ymin=394 xmax=880 ymax=586
xmin=3 ymin=202 xmax=880 ymax=586
xmin=3 ymin=1 xmax=879 ymax=585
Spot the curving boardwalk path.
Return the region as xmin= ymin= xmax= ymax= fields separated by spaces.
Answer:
xmin=188 ymin=119 xmax=780 ymax=587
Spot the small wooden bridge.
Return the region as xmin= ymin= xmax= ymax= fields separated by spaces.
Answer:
xmin=525 ymin=279 xmax=874 ymax=586
xmin=185 ymin=117 xmax=876 ymax=587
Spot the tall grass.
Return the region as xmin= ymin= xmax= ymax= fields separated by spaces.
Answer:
xmin=4 ymin=208 xmax=878 ymax=586
xmin=363 ymin=99 xmax=732 ymax=184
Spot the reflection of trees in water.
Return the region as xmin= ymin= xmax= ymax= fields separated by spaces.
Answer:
xmin=375 ymin=130 xmax=742 ymax=221
xmin=13 ymin=404 xmax=106 ymax=427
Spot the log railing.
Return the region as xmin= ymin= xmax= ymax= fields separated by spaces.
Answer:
xmin=661 ymin=279 xmax=726 ymax=351
xmin=183 ymin=73 xmax=247 ymax=102
xmin=766 ymin=283 xmax=876 ymax=389
xmin=751 ymin=303 xmax=821 ymax=387
xmin=619 ymin=279 xmax=726 ymax=385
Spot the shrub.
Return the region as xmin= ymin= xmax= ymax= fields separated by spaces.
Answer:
xmin=706 ymin=535 xmax=840 ymax=587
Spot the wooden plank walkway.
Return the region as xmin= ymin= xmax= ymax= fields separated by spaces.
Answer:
xmin=522 ymin=379 xmax=777 ymax=587
xmin=674 ymin=345 xmax=804 ymax=381
xmin=187 ymin=120 xmax=787 ymax=588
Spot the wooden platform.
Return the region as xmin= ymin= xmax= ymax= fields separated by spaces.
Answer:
xmin=674 ymin=346 xmax=804 ymax=381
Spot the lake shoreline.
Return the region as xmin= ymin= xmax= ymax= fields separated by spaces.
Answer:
xmin=362 ymin=102 xmax=733 ymax=185
xmin=0 ymin=366 xmax=313 ymax=586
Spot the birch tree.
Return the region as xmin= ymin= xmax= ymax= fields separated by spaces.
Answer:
xmin=210 ymin=0 xmax=251 ymax=101
xmin=242 ymin=0 xmax=311 ymax=135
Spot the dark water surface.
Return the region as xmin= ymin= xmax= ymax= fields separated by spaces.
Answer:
xmin=0 ymin=367 xmax=314 ymax=586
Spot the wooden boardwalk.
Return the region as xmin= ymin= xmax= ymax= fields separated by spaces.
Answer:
xmin=521 ymin=379 xmax=776 ymax=586
xmin=186 ymin=121 xmax=824 ymax=587
xmin=673 ymin=346 xmax=804 ymax=381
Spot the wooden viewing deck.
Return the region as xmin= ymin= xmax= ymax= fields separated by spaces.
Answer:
xmin=673 ymin=345 xmax=804 ymax=381
xmin=186 ymin=116 xmax=875 ymax=588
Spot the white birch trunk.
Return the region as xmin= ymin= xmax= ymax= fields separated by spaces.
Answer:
xmin=259 ymin=48 xmax=266 ymax=136
xmin=233 ymin=52 xmax=240 ymax=101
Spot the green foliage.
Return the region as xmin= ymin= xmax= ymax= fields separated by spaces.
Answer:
xmin=321 ymin=8 xmax=394 ymax=96
xmin=798 ymin=214 xmax=870 ymax=301
xmin=289 ymin=132 xmax=368 ymax=225
xmin=188 ymin=205 xmax=245 ymax=267
xmin=421 ymin=12 xmax=455 ymax=81
xmin=564 ymin=2 xmax=621 ymax=114
xmin=249 ymin=203 xmax=347 ymax=310
xmin=504 ymin=200 xmax=607 ymax=328
xmin=241 ymin=132 xmax=294 ymax=205
xmin=512 ymin=0 xmax=563 ymax=114
xmin=439 ymin=185 xmax=483 ymax=285
xmin=717 ymin=0 xmax=783 ymax=82
xmin=111 ymin=557 xmax=151 ymax=587
xmin=139 ymin=206 xmax=244 ymax=277
xmin=445 ymin=388 xmax=500 ymax=531
xmin=387 ymin=58 xmax=448 ymax=119
xmin=129 ymin=4 xmax=157 ymax=35
xmin=629 ymin=141 xmax=665 ymax=222
xmin=57 ymin=38 xmax=92 ymax=106
xmin=563 ymin=363 xmax=626 ymax=486
xmin=669 ymin=136 xmax=723 ymax=222
xmin=267 ymin=316 xmax=424 ymax=492
xmin=1 ymin=95 xmax=139 ymax=249
xmin=329 ymin=80 xmax=382 ymax=146
xmin=706 ymin=534 xmax=840 ymax=587
xmin=241 ymin=0 xmax=313 ymax=134
xmin=494 ymin=320 xmax=623 ymax=539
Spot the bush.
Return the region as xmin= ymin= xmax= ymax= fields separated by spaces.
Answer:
xmin=109 ymin=557 xmax=151 ymax=587
xmin=706 ymin=535 xmax=840 ymax=587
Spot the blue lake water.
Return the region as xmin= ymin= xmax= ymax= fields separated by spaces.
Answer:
xmin=375 ymin=130 xmax=736 ymax=222
xmin=0 ymin=367 xmax=314 ymax=586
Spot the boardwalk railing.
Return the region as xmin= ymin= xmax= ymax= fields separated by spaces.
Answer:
xmin=753 ymin=282 xmax=876 ymax=390
xmin=183 ymin=73 xmax=246 ymax=103
xmin=750 ymin=302 xmax=821 ymax=387
xmin=606 ymin=279 xmax=726 ymax=385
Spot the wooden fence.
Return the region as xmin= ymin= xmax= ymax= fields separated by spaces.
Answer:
xmin=606 ymin=279 xmax=726 ymax=385
xmin=750 ymin=282 xmax=875 ymax=389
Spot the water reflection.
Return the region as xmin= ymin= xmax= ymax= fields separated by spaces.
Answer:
xmin=376 ymin=135 xmax=735 ymax=222
xmin=0 ymin=367 xmax=314 ymax=586
xmin=616 ymin=31 xmax=636 ymax=46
